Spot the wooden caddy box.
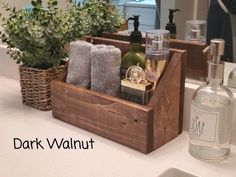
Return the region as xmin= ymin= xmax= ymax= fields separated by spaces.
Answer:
xmin=51 ymin=37 xmax=186 ymax=154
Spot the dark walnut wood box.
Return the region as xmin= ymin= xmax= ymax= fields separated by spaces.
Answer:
xmin=50 ymin=37 xmax=186 ymax=154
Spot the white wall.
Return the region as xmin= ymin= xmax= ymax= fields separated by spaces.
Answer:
xmin=160 ymin=0 xmax=175 ymax=29
xmin=0 ymin=44 xmax=19 ymax=80
xmin=175 ymin=0 xmax=208 ymax=40
xmin=0 ymin=0 xmax=28 ymax=10
xmin=0 ymin=0 xmax=68 ymax=15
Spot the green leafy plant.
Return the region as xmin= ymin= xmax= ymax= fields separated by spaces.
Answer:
xmin=0 ymin=0 xmax=87 ymax=69
xmin=82 ymin=0 xmax=125 ymax=36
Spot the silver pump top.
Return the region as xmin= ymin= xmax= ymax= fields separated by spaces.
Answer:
xmin=209 ymin=39 xmax=225 ymax=63
xmin=152 ymin=34 xmax=164 ymax=51
xmin=191 ymin=25 xmax=201 ymax=39
xmin=203 ymin=39 xmax=225 ymax=80
xmin=146 ymin=29 xmax=170 ymax=56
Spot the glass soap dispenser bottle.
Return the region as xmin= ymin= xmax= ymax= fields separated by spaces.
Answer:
xmin=184 ymin=20 xmax=207 ymax=43
xmin=145 ymin=30 xmax=170 ymax=89
xmin=189 ymin=39 xmax=234 ymax=161
xmin=121 ymin=15 xmax=145 ymax=79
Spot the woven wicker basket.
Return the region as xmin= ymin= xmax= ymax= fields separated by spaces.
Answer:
xmin=19 ymin=64 xmax=67 ymax=111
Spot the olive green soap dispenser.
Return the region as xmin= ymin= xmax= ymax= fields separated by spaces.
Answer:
xmin=121 ymin=15 xmax=145 ymax=79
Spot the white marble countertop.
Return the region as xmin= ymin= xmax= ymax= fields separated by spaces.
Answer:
xmin=0 ymin=76 xmax=236 ymax=177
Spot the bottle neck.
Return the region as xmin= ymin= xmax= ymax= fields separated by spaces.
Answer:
xmin=213 ymin=56 xmax=221 ymax=63
xmin=207 ymin=78 xmax=223 ymax=87
xmin=207 ymin=60 xmax=224 ymax=81
xmin=130 ymin=43 xmax=142 ymax=52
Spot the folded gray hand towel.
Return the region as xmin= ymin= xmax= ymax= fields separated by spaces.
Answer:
xmin=66 ymin=41 xmax=93 ymax=88
xmin=91 ymin=45 xmax=121 ymax=97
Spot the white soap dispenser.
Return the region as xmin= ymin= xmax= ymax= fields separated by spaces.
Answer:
xmin=228 ymin=67 xmax=236 ymax=88
xmin=189 ymin=39 xmax=234 ymax=161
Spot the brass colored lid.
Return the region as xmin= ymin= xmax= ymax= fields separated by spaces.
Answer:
xmin=121 ymin=79 xmax=152 ymax=91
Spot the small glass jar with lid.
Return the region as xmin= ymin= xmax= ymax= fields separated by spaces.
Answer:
xmin=185 ymin=20 xmax=207 ymax=43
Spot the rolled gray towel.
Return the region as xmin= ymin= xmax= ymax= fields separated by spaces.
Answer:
xmin=66 ymin=41 xmax=93 ymax=88
xmin=91 ymin=45 xmax=121 ymax=97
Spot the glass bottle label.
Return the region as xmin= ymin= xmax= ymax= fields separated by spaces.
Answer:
xmin=190 ymin=105 xmax=219 ymax=142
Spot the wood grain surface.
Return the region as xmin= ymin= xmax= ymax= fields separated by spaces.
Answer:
xmin=51 ymin=81 xmax=154 ymax=153
xmin=170 ymin=39 xmax=210 ymax=81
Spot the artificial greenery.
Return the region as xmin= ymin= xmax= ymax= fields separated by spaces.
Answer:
xmin=82 ymin=0 xmax=125 ymax=37
xmin=0 ymin=0 xmax=87 ymax=69
xmin=0 ymin=0 xmax=124 ymax=69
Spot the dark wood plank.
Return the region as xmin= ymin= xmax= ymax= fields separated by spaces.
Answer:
xmin=102 ymin=32 xmax=130 ymax=42
xmin=170 ymin=39 xmax=210 ymax=81
xmin=102 ymin=32 xmax=146 ymax=44
xmin=51 ymin=80 xmax=154 ymax=153
xmin=91 ymin=37 xmax=146 ymax=57
xmin=147 ymin=52 xmax=183 ymax=148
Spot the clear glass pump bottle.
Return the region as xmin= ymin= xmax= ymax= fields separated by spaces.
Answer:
xmin=189 ymin=39 xmax=234 ymax=161
xmin=145 ymin=30 xmax=170 ymax=89
xmin=184 ymin=20 xmax=207 ymax=43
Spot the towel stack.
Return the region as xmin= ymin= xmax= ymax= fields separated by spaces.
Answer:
xmin=66 ymin=41 xmax=93 ymax=88
xmin=91 ymin=45 xmax=121 ymax=96
xmin=66 ymin=41 xmax=121 ymax=97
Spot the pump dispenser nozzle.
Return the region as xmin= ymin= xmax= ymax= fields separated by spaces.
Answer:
xmin=168 ymin=9 xmax=180 ymax=23
xmin=165 ymin=9 xmax=180 ymax=39
xmin=127 ymin=15 xmax=142 ymax=44
xmin=203 ymin=39 xmax=225 ymax=63
xmin=127 ymin=15 xmax=140 ymax=32
xmin=203 ymin=39 xmax=225 ymax=79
